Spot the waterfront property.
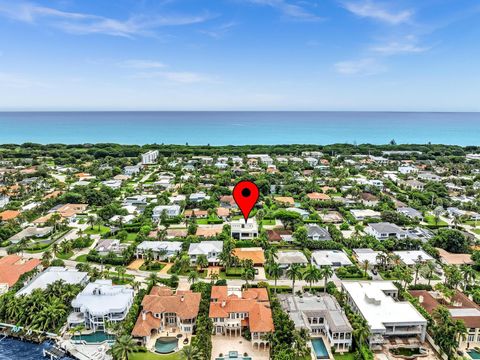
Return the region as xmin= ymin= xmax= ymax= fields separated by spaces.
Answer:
xmin=68 ymin=279 xmax=134 ymax=331
xmin=0 ymin=254 xmax=41 ymax=294
xmin=278 ymin=292 xmax=352 ymax=352
xmin=209 ymin=286 xmax=274 ymax=350
xmin=16 ymin=267 xmax=89 ymax=297
xmin=132 ymin=286 xmax=201 ymax=345
xmin=342 ymin=281 xmax=427 ymax=349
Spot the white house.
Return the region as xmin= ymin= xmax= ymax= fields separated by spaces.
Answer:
xmin=231 ymin=218 xmax=259 ymax=240
xmin=136 ymin=241 xmax=182 ymax=260
xmin=189 ymin=192 xmax=209 ymax=202
xmin=365 ymin=222 xmax=407 ymax=240
xmin=152 ymin=205 xmax=181 ymax=221
xmin=124 ymin=164 xmax=142 ymax=176
xmin=0 ymin=195 xmax=9 ymax=209
xmin=398 ymin=166 xmax=418 ymax=175
xmin=68 ymin=279 xmax=134 ymax=331
xmin=350 ymin=209 xmax=381 ymax=221
xmin=101 ymin=180 xmax=122 ymax=190
xmin=188 ymin=241 xmax=223 ymax=265
xmin=311 ymin=250 xmax=352 ymax=268
xmin=392 ymin=250 xmax=434 ymax=266
xmin=342 ymin=281 xmax=427 ymax=349
xmin=141 ymin=150 xmax=159 ymax=165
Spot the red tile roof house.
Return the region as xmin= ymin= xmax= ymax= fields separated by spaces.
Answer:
xmin=209 ymin=286 xmax=274 ymax=351
xmin=0 ymin=255 xmax=41 ymax=293
xmin=132 ymin=286 xmax=201 ymax=346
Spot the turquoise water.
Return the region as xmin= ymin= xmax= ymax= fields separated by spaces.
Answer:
xmin=0 ymin=338 xmax=73 ymax=359
xmin=154 ymin=337 xmax=178 ymax=354
xmin=214 ymin=351 xmax=252 ymax=360
xmin=74 ymin=331 xmax=113 ymax=344
xmin=468 ymin=350 xmax=480 ymax=359
xmin=311 ymin=338 xmax=329 ymax=359
xmin=1 ymin=111 xmax=480 ymax=145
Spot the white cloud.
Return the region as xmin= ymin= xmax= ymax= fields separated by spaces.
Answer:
xmin=0 ymin=1 xmax=212 ymax=38
xmin=371 ymin=41 xmax=430 ymax=55
xmin=246 ymin=0 xmax=322 ymax=21
xmin=0 ymin=72 xmax=45 ymax=88
xmin=334 ymin=58 xmax=386 ymax=76
xmin=200 ymin=21 xmax=238 ymax=39
xmin=342 ymin=0 xmax=413 ymax=25
xmin=119 ymin=60 xmax=166 ymax=69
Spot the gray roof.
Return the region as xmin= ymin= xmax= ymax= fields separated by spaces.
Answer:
xmin=8 ymin=226 xmax=53 ymax=244
xmin=276 ymin=251 xmax=308 ymax=265
xmin=306 ymin=224 xmax=332 ymax=240
xmin=368 ymin=222 xmax=406 ymax=235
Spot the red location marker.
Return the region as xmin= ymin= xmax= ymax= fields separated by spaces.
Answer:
xmin=233 ymin=180 xmax=259 ymax=222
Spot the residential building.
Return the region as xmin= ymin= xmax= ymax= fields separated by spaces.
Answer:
xmin=342 ymin=281 xmax=427 ymax=349
xmin=232 ymin=247 xmax=265 ymax=266
xmin=397 ymin=207 xmax=423 ymax=220
xmin=404 ymin=180 xmax=425 ymax=191
xmin=0 ymin=195 xmax=9 ymax=208
xmin=141 ymin=150 xmax=159 ymax=165
xmin=8 ymin=226 xmax=53 ymax=244
xmin=278 ymin=292 xmax=352 ymax=352
xmin=68 ymin=279 xmax=134 ymax=331
xmin=124 ymin=164 xmax=142 ymax=176
xmin=95 ymin=239 xmax=128 ymax=256
xmin=350 ymin=209 xmax=381 ymax=221
xmin=365 ymin=222 xmax=407 ymax=240
xmin=188 ymin=241 xmax=223 ymax=265
xmin=276 ymin=250 xmax=308 ymax=269
xmin=136 ymin=241 xmax=182 ymax=261
xmin=306 ymin=224 xmax=332 ymax=241
xmin=312 ymin=250 xmax=352 ymax=268
xmin=152 ymin=205 xmax=181 ymax=221
xmin=210 ymin=286 xmax=274 ymax=350
xmin=16 ymin=267 xmax=89 ymax=297
xmin=189 ymin=192 xmax=209 ymax=202
xmin=398 ymin=166 xmax=418 ymax=175
xmin=132 ymin=286 xmax=201 ymax=344
xmin=353 ymin=249 xmax=381 ymax=267
xmin=0 ymin=255 xmax=41 ymax=294
xmin=231 ymin=218 xmax=259 ymax=240
xmin=123 ymin=195 xmax=148 ymax=207
xmin=392 ymin=250 xmax=433 ymax=266
xmin=101 ymin=180 xmax=122 ymax=190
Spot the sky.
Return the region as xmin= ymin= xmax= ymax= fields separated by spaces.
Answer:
xmin=0 ymin=0 xmax=479 ymax=111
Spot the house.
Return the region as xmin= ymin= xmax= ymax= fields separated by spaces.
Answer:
xmin=0 ymin=255 xmax=41 ymax=294
xmin=286 ymin=207 xmax=309 ymax=220
xmin=152 ymin=205 xmax=181 ymax=221
xmin=267 ymin=229 xmax=293 ymax=242
xmin=418 ymin=172 xmax=442 ymax=182
xmin=274 ymin=196 xmax=295 ymax=206
xmin=8 ymin=226 xmax=53 ymax=244
xmin=123 ymin=195 xmax=148 ymax=207
xmin=436 ymin=248 xmax=473 ymax=266
xmin=353 ymin=249 xmax=381 ymax=267
xmin=95 ymin=239 xmax=128 ymax=256
xmin=0 ymin=210 xmax=21 ymax=222
xmin=350 ymin=209 xmax=381 ymax=221
xmin=196 ymin=226 xmax=223 ymax=238
xmin=307 ymin=192 xmax=331 ymax=201
xmin=0 ymin=195 xmax=9 ymax=208
xmin=132 ymin=286 xmax=201 ymax=344
xmin=216 ymin=207 xmax=230 ymax=220
xmin=188 ymin=241 xmax=223 ymax=265
xmin=16 ymin=267 xmax=89 ymax=297
xmin=232 ymin=247 xmax=265 ymax=266
xmin=68 ymin=279 xmax=134 ymax=331
xmin=52 ymin=204 xmax=88 ymax=222
xmin=219 ymin=195 xmax=236 ymax=208
xmin=101 ymin=180 xmax=122 ymax=190
xmin=189 ymin=192 xmax=209 ymax=202
xmin=365 ymin=222 xmax=407 ymax=240
xmin=276 ymin=250 xmax=308 ymax=269
xmin=319 ymin=211 xmax=343 ymax=223
xmin=342 ymin=281 xmax=427 ymax=349
xmin=392 ymin=250 xmax=433 ymax=266
xmin=136 ymin=241 xmax=182 ymax=261
xmin=124 ymin=164 xmax=142 ymax=176
xmin=141 ymin=150 xmax=159 ymax=165
xmin=404 ymin=179 xmax=425 ymax=191
xmin=410 ymin=290 xmax=480 ymax=348
xmin=306 ymin=224 xmax=332 ymax=241
xmin=210 ymin=286 xmax=274 ymax=350
xmin=312 ymin=250 xmax=352 ymax=268
xmin=278 ymin=292 xmax=353 ymax=352
xmin=398 ymin=166 xmax=418 ymax=175
xmin=231 ymin=218 xmax=259 ymax=240
xmin=397 ymin=207 xmax=423 ymax=220
xmin=184 ymin=209 xmax=208 ymax=219
xmin=360 ymin=193 xmax=379 ymax=207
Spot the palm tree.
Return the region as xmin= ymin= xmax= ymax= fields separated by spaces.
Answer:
xmin=107 ymin=335 xmax=139 ymax=360
xmin=413 ymin=258 xmax=423 ymax=286
xmin=461 ymin=264 xmax=476 ymax=290
xmin=267 ymin=263 xmax=282 ymax=293
xmin=241 ymin=267 xmax=255 ymax=288
xmin=87 ymin=215 xmax=96 ymax=230
xmin=180 ymin=345 xmax=194 ymax=360
xmin=303 ymin=264 xmax=321 ymax=292
xmin=188 ymin=270 xmax=199 ymax=285
xmin=361 ymin=260 xmax=369 ymax=278
xmin=196 ymin=254 xmax=208 ymax=271
xmin=147 ymin=273 xmax=160 ymax=286
xmin=115 ymin=266 xmax=126 ymax=283
xmin=320 ymin=266 xmax=333 ymax=293
xmin=286 ymin=264 xmax=303 ymax=292
xmin=423 ymin=260 xmax=436 ymax=286
xmin=352 ymin=319 xmax=371 ymax=347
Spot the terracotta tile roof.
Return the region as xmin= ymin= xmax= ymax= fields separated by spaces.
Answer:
xmin=184 ymin=209 xmax=208 ymax=218
xmin=196 ymin=226 xmax=223 ymax=237
xmin=0 ymin=255 xmax=41 ymax=287
xmin=437 ymin=248 xmax=473 ymax=265
xmin=131 ymin=312 xmax=161 ymax=337
xmin=0 ymin=210 xmax=21 ymax=221
xmin=216 ymin=207 xmax=230 ymax=217
xmin=43 ymin=191 xmax=63 ymax=200
xmin=307 ymin=192 xmax=331 ymax=201
xmin=211 ymin=286 xmax=228 ymax=301
xmin=233 ymin=247 xmax=265 ymax=265
xmin=33 ymin=213 xmax=53 ymax=224
xmin=249 ymin=302 xmax=274 ymax=332
xmin=242 ymin=288 xmax=269 ymax=302
xmin=220 ymin=195 xmax=236 ymax=206
xmin=274 ymin=196 xmax=295 ymax=205
xmin=57 ymin=204 xmax=88 ymax=218
xmin=267 ymin=229 xmax=292 ymax=242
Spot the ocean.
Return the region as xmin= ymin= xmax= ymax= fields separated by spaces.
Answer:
xmin=0 ymin=111 xmax=479 ymax=145
xmin=0 ymin=338 xmax=71 ymax=360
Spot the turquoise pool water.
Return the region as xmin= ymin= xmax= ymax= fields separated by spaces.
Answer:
xmin=468 ymin=350 xmax=480 ymax=359
xmin=75 ymin=332 xmax=114 ymax=344
xmin=311 ymin=338 xmax=329 ymax=359
xmin=155 ymin=337 xmax=178 ymax=354
xmin=214 ymin=351 xmax=252 ymax=360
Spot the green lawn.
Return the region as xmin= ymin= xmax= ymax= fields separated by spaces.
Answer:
xmin=126 ymin=233 xmax=138 ymax=242
xmin=473 ymin=229 xmax=480 ymax=235
xmin=334 ymin=353 xmax=356 ymax=360
xmin=424 ymin=215 xmax=448 ymax=226
xmin=130 ymin=351 xmax=183 ymax=360
xmin=75 ymin=254 xmax=88 ymax=262
xmin=56 ymin=251 xmax=73 ymax=260
xmin=261 ymin=219 xmax=276 ymax=225
xmin=379 ymin=270 xmax=401 ymax=280
xmin=85 ymin=225 xmax=111 ymax=235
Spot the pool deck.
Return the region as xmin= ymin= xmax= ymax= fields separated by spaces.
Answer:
xmin=311 ymin=335 xmax=333 ymax=360
xmin=211 ymin=335 xmax=269 ymax=360
xmin=145 ymin=328 xmax=190 ymax=355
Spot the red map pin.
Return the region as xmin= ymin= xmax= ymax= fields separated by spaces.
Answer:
xmin=233 ymin=180 xmax=259 ymax=222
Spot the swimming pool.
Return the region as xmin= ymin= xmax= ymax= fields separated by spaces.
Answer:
xmin=311 ymin=338 xmax=329 ymax=359
xmin=74 ymin=332 xmax=114 ymax=344
xmin=214 ymin=351 xmax=252 ymax=360
xmin=155 ymin=337 xmax=178 ymax=354
xmin=468 ymin=350 xmax=480 ymax=359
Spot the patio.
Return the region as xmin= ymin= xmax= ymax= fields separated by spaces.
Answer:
xmin=211 ymin=335 xmax=269 ymax=360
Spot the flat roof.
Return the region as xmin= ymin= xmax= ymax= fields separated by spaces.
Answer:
xmin=393 ymin=250 xmax=433 ymax=265
xmin=312 ymin=250 xmax=352 ymax=267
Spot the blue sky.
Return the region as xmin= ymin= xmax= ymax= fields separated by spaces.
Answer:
xmin=0 ymin=0 xmax=479 ymax=111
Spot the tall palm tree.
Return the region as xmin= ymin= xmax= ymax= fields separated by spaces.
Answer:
xmin=241 ymin=267 xmax=255 ymax=288
xmin=267 ymin=263 xmax=282 ymax=293
xmin=286 ymin=264 xmax=303 ymax=292
xmin=361 ymin=260 xmax=369 ymax=278
xmin=188 ymin=270 xmax=199 ymax=285
xmin=303 ymin=264 xmax=321 ymax=292
xmin=423 ymin=261 xmax=436 ymax=286
xmin=181 ymin=345 xmax=194 ymax=360
xmin=147 ymin=272 xmax=160 ymax=286
xmin=107 ymin=335 xmax=139 ymax=360
xmin=413 ymin=258 xmax=423 ymax=286
xmin=461 ymin=264 xmax=476 ymax=290
xmin=320 ymin=266 xmax=334 ymax=293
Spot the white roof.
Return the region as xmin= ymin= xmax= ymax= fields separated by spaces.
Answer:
xmin=350 ymin=209 xmax=381 ymax=218
xmin=71 ymin=279 xmax=134 ymax=316
xmin=188 ymin=241 xmax=223 ymax=255
xmin=137 ymin=241 xmax=182 ymax=253
xmin=17 ymin=267 xmax=88 ymax=297
xmin=312 ymin=250 xmax=352 ymax=267
xmin=276 ymin=251 xmax=308 ymax=265
xmin=392 ymin=250 xmax=434 ymax=266
xmin=353 ymin=248 xmax=381 ymax=265
xmin=342 ymin=281 xmax=427 ymax=332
